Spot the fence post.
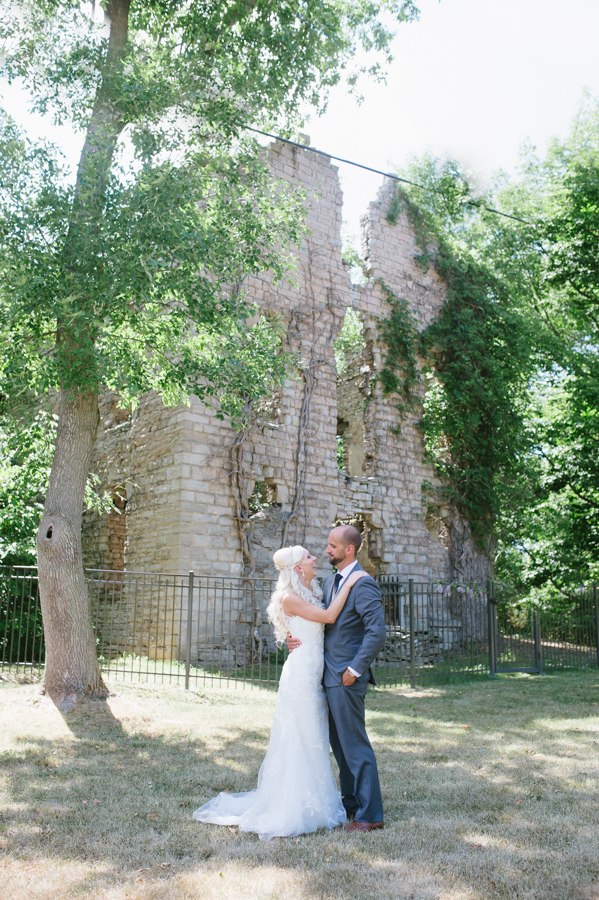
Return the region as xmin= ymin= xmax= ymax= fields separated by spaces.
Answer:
xmin=534 ymin=608 xmax=542 ymax=674
xmin=487 ymin=580 xmax=496 ymax=677
xmin=409 ymin=579 xmax=415 ymax=689
xmin=185 ymin=570 xmax=194 ymax=690
xmin=594 ymin=583 xmax=599 ymax=669
xmin=1 ymin=567 xmax=11 ymax=671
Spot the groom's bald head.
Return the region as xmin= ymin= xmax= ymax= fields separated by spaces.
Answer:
xmin=326 ymin=525 xmax=362 ymax=569
xmin=334 ymin=525 xmax=362 ymax=553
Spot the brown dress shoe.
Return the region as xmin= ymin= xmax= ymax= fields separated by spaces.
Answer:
xmin=344 ymin=820 xmax=384 ymax=833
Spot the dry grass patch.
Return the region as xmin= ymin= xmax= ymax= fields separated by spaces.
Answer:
xmin=0 ymin=672 xmax=598 ymax=900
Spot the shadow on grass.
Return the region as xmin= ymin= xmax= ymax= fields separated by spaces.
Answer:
xmin=1 ymin=691 xmax=272 ymax=893
xmin=1 ymin=673 xmax=599 ymax=900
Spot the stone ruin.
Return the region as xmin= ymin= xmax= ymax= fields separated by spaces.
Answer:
xmin=82 ymin=137 xmax=492 ymax=667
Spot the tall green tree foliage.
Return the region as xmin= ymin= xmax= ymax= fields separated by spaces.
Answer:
xmin=0 ymin=0 xmax=418 ymax=708
xmin=498 ymin=99 xmax=599 ymax=596
xmin=386 ymin=98 xmax=599 ymax=597
xmin=381 ymin=165 xmax=535 ymax=559
xmin=0 ymin=413 xmax=56 ymax=567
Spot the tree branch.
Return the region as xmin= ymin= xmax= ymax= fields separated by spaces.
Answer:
xmin=569 ymin=282 xmax=599 ymax=328
xmin=530 ymin=283 xmax=563 ymax=338
xmin=568 ymin=484 xmax=599 ymax=511
xmin=538 ymin=446 xmax=599 ymax=509
xmin=71 ymin=0 xmax=131 ymax=217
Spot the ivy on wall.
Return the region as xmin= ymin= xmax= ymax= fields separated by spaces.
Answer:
xmin=377 ymin=190 xmax=532 ymax=547
xmin=376 ymin=278 xmax=420 ymax=429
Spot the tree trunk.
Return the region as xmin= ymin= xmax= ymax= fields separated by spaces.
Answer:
xmin=446 ymin=508 xmax=494 ymax=586
xmin=34 ymin=0 xmax=132 ymax=712
xmin=37 ymin=389 xmax=107 ymax=711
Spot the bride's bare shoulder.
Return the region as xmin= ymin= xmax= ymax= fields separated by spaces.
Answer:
xmin=281 ymin=591 xmax=303 ymax=610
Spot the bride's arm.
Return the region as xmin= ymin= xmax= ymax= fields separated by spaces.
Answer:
xmin=322 ymin=571 xmax=369 ymax=622
xmin=281 ymin=572 xmax=369 ymax=624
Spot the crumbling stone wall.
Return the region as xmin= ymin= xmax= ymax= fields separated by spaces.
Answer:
xmin=83 ymin=138 xmax=492 ymax=661
xmin=83 ymin=392 xmax=190 ymax=574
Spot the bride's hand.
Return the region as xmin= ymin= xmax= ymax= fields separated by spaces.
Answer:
xmin=346 ymin=571 xmax=369 ymax=588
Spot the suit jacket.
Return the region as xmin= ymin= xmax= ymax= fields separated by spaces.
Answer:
xmin=322 ymin=563 xmax=387 ymax=687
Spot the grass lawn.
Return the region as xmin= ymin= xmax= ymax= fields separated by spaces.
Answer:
xmin=1 ymin=671 xmax=598 ymax=900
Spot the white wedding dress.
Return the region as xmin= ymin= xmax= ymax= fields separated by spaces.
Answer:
xmin=193 ymin=614 xmax=346 ymax=841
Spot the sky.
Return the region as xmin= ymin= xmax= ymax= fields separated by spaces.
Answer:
xmin=2 ymin=0 xmax=599 ymax=242
xmin=303 ymin=0 xmax=599 ymax=242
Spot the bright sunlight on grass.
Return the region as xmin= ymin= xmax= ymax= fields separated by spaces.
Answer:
xmin=1 ymin=672 xmax=598 ymax=899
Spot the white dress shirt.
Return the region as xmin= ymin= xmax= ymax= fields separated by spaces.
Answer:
xmin=333 ymin=560 xmax=361 ymax=678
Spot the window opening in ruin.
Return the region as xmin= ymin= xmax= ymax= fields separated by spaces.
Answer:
xmin=336 ymin=371 xmax=367 ymax=477
xmin=341 ymin=242 xmax=367 ymax=286
xmin=335 ymin=309 xmax=368 ymax=479
xmin=107 ymin=491 xmax=127 ymax=571
xmin=336 ymin=418 xmax=348 ymax=472
xmin=334 ymin=307 xmax=364 ymax=375
xmin=82 ymin=485 xmax=128 ymax=574
xmin=248 ymin=481 xmax=277 ymax=514
xmin=336 ymin=434 xmax=345 ymax=471
xmin=87 ymin=488 xmax=127 ymax=578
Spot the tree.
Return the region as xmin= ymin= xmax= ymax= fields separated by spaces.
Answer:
xmin=0 ymin=413 xmax=55 ymax=567
xmin=0 ymin=0 xmax=418 ymax=709
xmin=0 ymin=410 xmax=113 ymax=566
xmin=379 ymin=158 xmax=536 ymax=580
xmin=497 ymin=98 xmax=599 ymax=595
xmin=397 ymin=99 xmax=599 ymax=599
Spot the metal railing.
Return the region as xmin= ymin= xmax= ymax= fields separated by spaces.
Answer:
xmin=375 ymin=578 xmax=491 ymax=685
xmin=2 ymin=566 xmax=598 ymax=688
xmin=0 ymin=566 xmax=42 ymax=675
xmin=489 ymin=582 xmax=599 ymax=675
xmin=87 ymin=568 xmax=281 ymax=688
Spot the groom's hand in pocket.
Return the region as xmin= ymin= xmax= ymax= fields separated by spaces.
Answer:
xmin=342 ymin=668 xmax=357 ymax=686
xmin=286 ymin=632 xmax=301 ymax=652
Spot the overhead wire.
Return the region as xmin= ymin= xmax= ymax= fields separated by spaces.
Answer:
xmin=244 ymin=126 xmax=528 ymax=225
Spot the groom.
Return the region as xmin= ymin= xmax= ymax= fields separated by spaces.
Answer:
xmin=288 ymin=525 xmax=387 ymax=832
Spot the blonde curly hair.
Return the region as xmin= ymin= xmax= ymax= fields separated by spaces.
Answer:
xmin=266 ymin=545 xmax=323 ymax=644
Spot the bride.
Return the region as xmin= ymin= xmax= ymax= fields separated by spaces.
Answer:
xmin=193 ymin=544 xmax=367 ymax=841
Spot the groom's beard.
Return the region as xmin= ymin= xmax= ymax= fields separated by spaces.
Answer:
xmin=328 ymin=553 xmax=345 ymax=569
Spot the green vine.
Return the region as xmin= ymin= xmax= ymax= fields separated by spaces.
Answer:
xmin=375 ymin=278 xmax=420 ymax=432
xmin=387 ymin=190 xmax=432 ymax=271
xmin=378 ymin=189 xmax=531 ymax=546
xmin=385 ymin=191 xmax=402 ymax=226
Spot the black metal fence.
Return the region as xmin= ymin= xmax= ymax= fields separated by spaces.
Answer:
xmin=0 ymin=566 xmax=43 ymax=674
xmin=490 ymin=582 xmax=599 ymax=675
xmin=377 ymin=578 xmax=492 ymax=684
xmin=1 ymin=566 xmax=598 ymax=688
xmin=87 ymin=568 xmax=282 ymax=688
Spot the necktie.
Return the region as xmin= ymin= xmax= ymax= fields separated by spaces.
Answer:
xmin=332 ymin=573 xmax=342 ymax=599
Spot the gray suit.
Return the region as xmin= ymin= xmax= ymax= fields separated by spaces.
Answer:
xmin=323 ymin=563 xmax=387 ymax=823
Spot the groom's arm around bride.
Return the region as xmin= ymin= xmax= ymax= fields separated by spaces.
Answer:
xmin=286 ymin=527 xmax=387 ymax=684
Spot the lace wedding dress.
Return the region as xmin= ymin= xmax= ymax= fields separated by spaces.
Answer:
xmin=193 ymin=614 xmax=346 ymax=841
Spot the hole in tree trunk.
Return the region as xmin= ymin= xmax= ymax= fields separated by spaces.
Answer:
xmin=46 ymin=526 xmax=53 ymax=539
